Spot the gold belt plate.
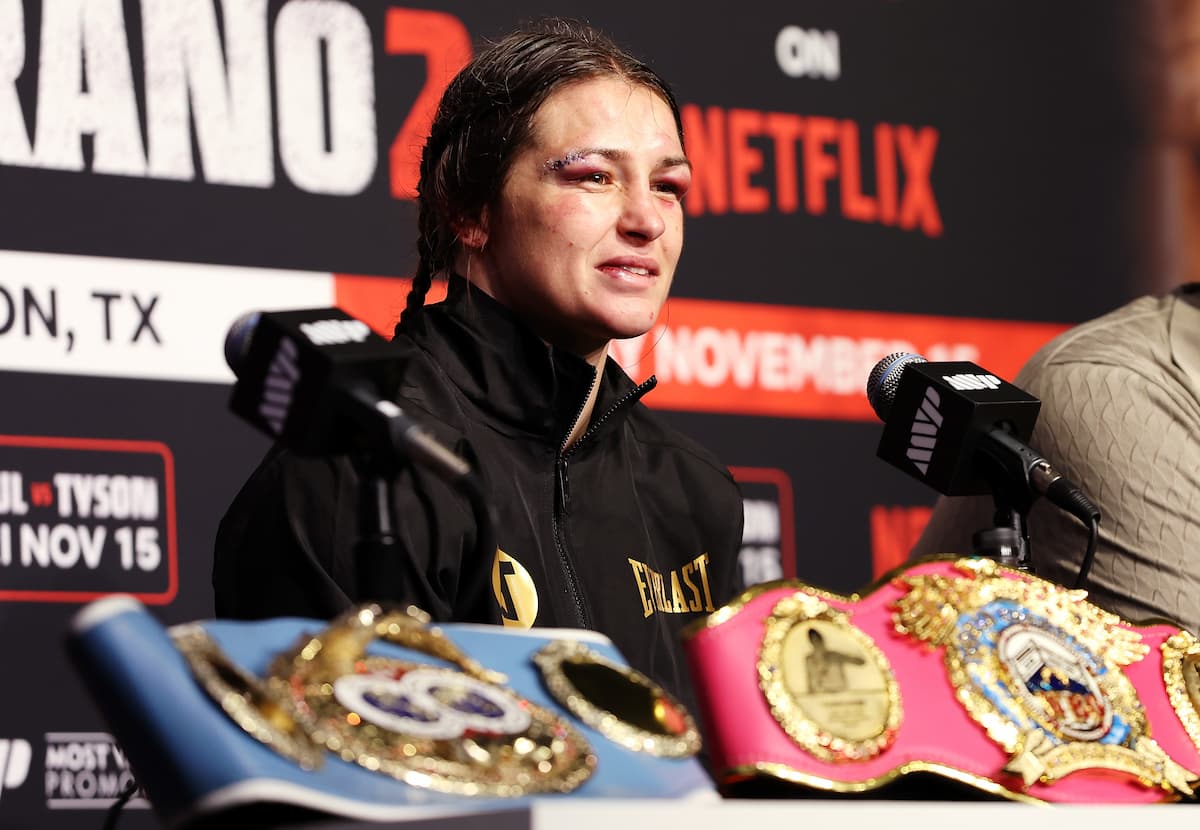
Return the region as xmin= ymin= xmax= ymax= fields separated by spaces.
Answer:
xmin=758 ymin=592 xmax=902 ymax=762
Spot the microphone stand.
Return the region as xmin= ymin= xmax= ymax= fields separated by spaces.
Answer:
xmin=971 ymin=494 xmax=1031 ymax=572
xmin=969 ymin=426 xmax=1038 ymax=572
xmin=341 ymin=382 xmax=495 ymax=610
xmin=355 ymin=461 xmax=405 ymax=601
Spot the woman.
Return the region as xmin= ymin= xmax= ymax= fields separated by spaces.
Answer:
xmin=214 ymin=18 xmax=744 ymax=710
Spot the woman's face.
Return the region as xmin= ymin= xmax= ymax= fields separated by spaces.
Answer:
xmin=468 ymin=76 xmax=691 ymax=362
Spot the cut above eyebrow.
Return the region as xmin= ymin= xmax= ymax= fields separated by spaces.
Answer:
xmin=544 ymin=150 xmax=589 ymax=171
xmin=544 ymin=147 xmax=692 ymax=172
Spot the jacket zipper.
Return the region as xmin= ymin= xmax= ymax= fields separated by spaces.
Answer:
xmin=562 ymin=376 xmax=656 ymax=464
xmin=552 ymin=370 xmax=597 ymax=627
xmin=552 ymin=375 xmax=656 ymax=627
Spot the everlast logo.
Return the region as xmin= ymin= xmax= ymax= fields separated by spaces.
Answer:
xmin=259 ymin=336 xmax=299 ymax=435
xmin=628 ymin=553 xmax=716 ymax=619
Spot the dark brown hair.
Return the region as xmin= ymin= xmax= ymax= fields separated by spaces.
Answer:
xmin=395 ymin=18 xmax=683 ymax=333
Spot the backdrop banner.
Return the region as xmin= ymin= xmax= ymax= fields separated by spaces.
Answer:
xmin=0 ymin=2 xmax=1167 ymax=826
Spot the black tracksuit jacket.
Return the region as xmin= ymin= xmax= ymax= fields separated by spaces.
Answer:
xmin=213 ymin=276 xmax=744 ymax=710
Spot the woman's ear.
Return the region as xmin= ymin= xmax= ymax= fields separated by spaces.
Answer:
xmin=457 ymin=209 xmax=489 ymax=250
xmin=460 ymin=226 xmax=487 ymax=249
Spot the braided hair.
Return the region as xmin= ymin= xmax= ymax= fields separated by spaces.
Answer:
xmin=395 ymin=18 xmax=683 ymax=334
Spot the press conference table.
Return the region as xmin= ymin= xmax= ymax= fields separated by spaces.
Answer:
xmin=184 ymin=798 xmax=1194 ymax=829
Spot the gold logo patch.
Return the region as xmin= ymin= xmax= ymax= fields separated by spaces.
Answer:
xmin=492 ymin=549 xmax=538 ymax=628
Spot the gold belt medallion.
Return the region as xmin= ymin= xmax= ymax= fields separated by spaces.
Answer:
xmin=532 ymin=639 xmax=701 ymax=758
xmin=279 ymin=656 xmax=593 ymax=796
xmin=170 ymin=623 xmax=325 ymax=770
xmin=1162 ymin=629 xmax=1200 ymax=753
xmin=893 ymin=558 xmax=1198 ymax=795
xmin=757 ymin=592 xmax=902 ymax=762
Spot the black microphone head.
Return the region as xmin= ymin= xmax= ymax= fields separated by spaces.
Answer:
xmin=226 ymin=307 xmax=402 ymax=455
xmin=866 ymin=352 xmax=927 ymax=421
xmin=224 ymin=311 xmax=261 ymax=375
xmin=873 ymin=357 xmax=1041 ymax=497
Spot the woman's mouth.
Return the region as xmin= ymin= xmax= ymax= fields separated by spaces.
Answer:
xmin=598 ymin=259 xmax=658 ymax=282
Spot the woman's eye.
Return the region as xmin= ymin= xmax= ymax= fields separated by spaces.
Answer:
xmin=654 ymin=179 xmax=689 ymax=199
xmin=564 ymin=168 xmax=611 ymax=186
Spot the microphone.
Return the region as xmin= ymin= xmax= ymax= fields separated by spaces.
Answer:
xmin=866 ymin=352 xmax=1099 ymax=525
xmin=224 ymin=307 xmax=470 ymax=482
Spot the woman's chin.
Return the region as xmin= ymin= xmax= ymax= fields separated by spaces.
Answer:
xmin=596 ymin=301 xmax=665 ymax=341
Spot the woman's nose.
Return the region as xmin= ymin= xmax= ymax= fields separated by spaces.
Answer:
xmin=618 ymin=186 xmax=667 ymax=242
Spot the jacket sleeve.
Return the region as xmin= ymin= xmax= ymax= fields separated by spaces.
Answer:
xmin=711 ymin=469 xmax=747 ymax=604
xmin=212 ymin=444 xmax=481 ymax=623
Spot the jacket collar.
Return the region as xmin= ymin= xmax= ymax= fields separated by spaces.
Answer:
xmin=401 ymin=275 xmax=656 ymax=445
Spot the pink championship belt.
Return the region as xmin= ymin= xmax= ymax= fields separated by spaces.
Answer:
xmin=683 ymin=556 xmax=1200 ymax=803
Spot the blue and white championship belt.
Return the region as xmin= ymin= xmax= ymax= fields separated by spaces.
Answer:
xmin=66 ymin=596 xmax=713 ymax=826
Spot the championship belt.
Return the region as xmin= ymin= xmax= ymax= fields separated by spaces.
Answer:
xmin=186 ymin=603 xmax=596 ymax=797
xmin=67 ymin=597 xmax=714 ymax=826
xmin=682 ymin=556 xmax=1200 ymax=803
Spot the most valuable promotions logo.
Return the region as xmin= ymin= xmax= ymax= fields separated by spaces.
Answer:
xmin=43 ymin=733 xmax=147 ymax=810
